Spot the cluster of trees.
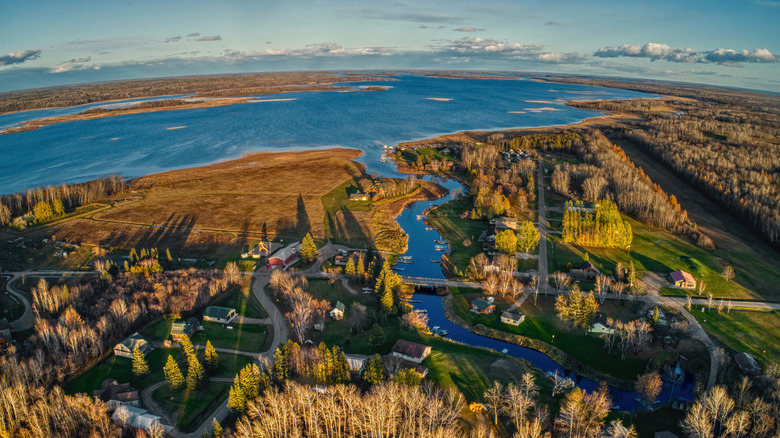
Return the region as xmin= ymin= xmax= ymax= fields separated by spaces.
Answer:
xmin=162 ymin=336 xmax=208 ymax=390
xmin=234 ymin=381 xmax=464 ymax=438
xmin=554 ymin=289 xmax=599 ymax=333
xmin=227 ymin=363 xmax=272 ymax=414
xmin=562 ymin=200 xmax=633 ymax=248
xmin=681 ymin=368 xmax=780 ymax=438
xmin=467 ymin=254 xmax=526 ymax=298
xmin=269 ymin=270 xmax=329 ymax=343
xmin=600 ymin=319 xmax=654 ymax=360
xmin=494 ymin=221 xmax=541 ymax=254
xmin=0 ymin=176 xmax=127 ymax=228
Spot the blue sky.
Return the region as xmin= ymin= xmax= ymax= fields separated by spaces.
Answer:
xmin=1 ymin=0 xmax=779 ymax=92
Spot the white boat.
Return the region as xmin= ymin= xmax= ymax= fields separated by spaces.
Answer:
xmin=425 ymin=227 xmax=434 ymax=231
xmin=435 ymin=245 xmax=446 ymax=251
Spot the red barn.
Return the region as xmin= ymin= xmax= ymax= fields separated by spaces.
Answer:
xmin=267 ymin=241 xmax=301 ymax=269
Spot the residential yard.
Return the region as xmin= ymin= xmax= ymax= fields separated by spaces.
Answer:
xmin=426 ymin=198 xmax=490 ymax=276
xmin=213 ymin=283 xmax=267 ymax=319
xmin=153 ymin=380 xmax=231 ymax=432
xmin=547 ymin=216 xmax=759 ymax=300
xmin=192 ymin=321 xmax=268 ymax=352
xmin=0 ymin=288 xmax=25 ymax=322
xmin=690 ymin=308 xmax=780 ymax=369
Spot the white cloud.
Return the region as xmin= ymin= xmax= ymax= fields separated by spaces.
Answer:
xmin=0 ymin=49 xmax=41 ymax=66
xmin=537 ymin=52 xmax=582 ymax=63
xmin=594 ymin=42 xmax=777 ymax=66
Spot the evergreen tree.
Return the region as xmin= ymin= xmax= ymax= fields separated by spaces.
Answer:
xmin=186 ymin=354 xmax=206 ymax=390
xmin=227 ymin=378 xmax=247 ymax=414
xmin=239 ymin=363 xmax=261 ymax=400
xmin=494 ymin=229 xmax=518 ymax=254
xmin=368 ymin=323 xmax=385 ymax=349
xmin=273 ymin=344 xmax=288 ymax=381
xmin=380 ymin=281 xmax=394 ymax=314
xmin=362 ymin=354 xmax=384 ymax=384
xmin=299 ymin=232 xmax=318 ymax=263
xmin=166 ymin=248 xmax=173 ymax=262
xmin=316 ymin=342 xmax=331 ymax=382
xmin=212 ymin=419 xmax=223 ymax=438
xmin=356 ymin=255 xmax=365 ymax=280
xmin=163 ymin=355 xmax=184 ymax=390
xmin=204 ymin=340 xmax=220 ymax=373
xmin=650 ymin=307 xmax=660 ymax=326
xmin=393 ymin=369 xmax=423 ymax=386
xmin=345 ymin=257 xmax=356 ymax=278
xmin=131 ymin=344 xmax=150 ymax=376
xmin=331 ymin=346 xmax=350 ymax=383
xmin=180 ymin=335 xmax=195 ymax=358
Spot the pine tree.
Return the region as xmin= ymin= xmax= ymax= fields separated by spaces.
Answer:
xmin=356 ymin=255 xmax=365 ymax=279
xmin=369 ymin=323 xmax=385 ymax=349
xmin=179 ymin=335 xmax=195 ymax=359
xmin=316 ymin=342 xmax=331 ymax=382
xmin=380 ymin=281 xmax=394 ymax=313
xmin=239 ymin=363 xmax=261 ymax=400
xmin=363 ymin=354 xmax=384 ymax=384
xmin=166 ymin=248 xmax=173 ymax=262
xmin=163 ymin=355 xmax=184 ymax=390
xmin=331 ymin=346 xmax=350 ymax=383
xmin=211 ymin=419 xmax=223 ymax=438
xmin=186 ymin=354 xmax=206 ymax=389
xmin=204 ymin=340 xmax=220 ymax=373
xmin=299 ymin=232 xmax=318 ymax=263
xmin=227 ymin=378 xmax=247 ymax=414
xmin=132 ymin=344 xmax=150 ymax=376
xmin=273 ymin=344 xmax=288 ymax=381
xmin=345 ymin=257 xmax=356 ymax=278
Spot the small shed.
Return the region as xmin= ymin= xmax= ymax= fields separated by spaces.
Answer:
xmin=500 ymin=311 xmax=525 ymax=326
xmin=330 ymin=301 xmax=346 ymax=320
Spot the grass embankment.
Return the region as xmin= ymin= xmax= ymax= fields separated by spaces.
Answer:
xmin=153 ymin=381 xmax=232 ymax=432
xmin=548 ymin=216 xmax=758 ymax=300
xmin=321 ymin=177 xmax=448 ymax=253
xmin=426 ymin=198 xmax=490 ymax=276
xmin=39 ymin=149 xmax=364 ymax=267
xmin=689 ymin=308 xmax=780 ymax=369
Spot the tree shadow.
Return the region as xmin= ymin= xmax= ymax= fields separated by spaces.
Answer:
xmin=632 ymin=250 xmax=671 ymax=273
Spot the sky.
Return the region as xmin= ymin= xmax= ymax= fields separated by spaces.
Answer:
xmin=1 ymin=0 xmax=779 ymax=92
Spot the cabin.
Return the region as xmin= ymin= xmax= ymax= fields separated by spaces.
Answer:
xmin=345 ymin=354 xmax=368 ymax=373
xmin=470 ymin=297 xmax=496 ymax=314
xmin=93 ymin=379 xmax=140 ymax=411
xmin=114 ymin=332 xmax=150 ymax=359
xmin=111 ymin=406 xmax=164 ymax=433
xmin=266 ymin=241 xmax=302 ymax=269
xmin=570 ymin=261 xmax=600 ymax=280
xmin=734 ymin=352 xmax=761 ymax=375
xmin=330 ymin=301 xmax=346 ymax=320
xmin=203 ymin=306 xmax=238 ymax=324
xmin=391 ymin=339 xmax=432 ymax=364
xmin=500 ymin=311 xmax=525 ymax=326
xmin=242 ymin=242 xmax=269 ymax=259
xmin=669 ymin=270 xmax=696 ymax=289
xmin=170 ymin=317 xmax=199 ymax=341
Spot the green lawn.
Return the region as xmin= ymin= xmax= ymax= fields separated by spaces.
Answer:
xmin=153 ymin=380 xmax=231 ymax=432
xmin=0 ymin=288 xmax=25 ymax=321
xmin=65 ymin=347 xmax=255 ymax=395
xmin=690 ymin=308 xmax=780 ymax=369
xmin=213 ymin=285 xmax=267 ymax=319
xmin=141 ymin=316 xmax=176 ymax=341
xmin=449 ymin=291 xmax=651 ymax=380
xmin=321 ymin=178 xmax=373 ymax=246
xmin=192 ymin=321 xmax=267 ymax=352
xmin=307 ymin=278 xmax=377 ymax=308
xmin=548 ymin=216 xmax=759 ymax=300
xmin=426 ymin=198 xmax=490 ymax=276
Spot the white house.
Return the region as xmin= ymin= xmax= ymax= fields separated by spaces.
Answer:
xmin=391 ymin=339 xmax=432 ymax=364
xmin=500 ymin=311 xmax=525 ymax=326
xmin=330 ymin=301 xmax=346 ymax=320
xmin=111 ymin=405 xmax=163 ymax=433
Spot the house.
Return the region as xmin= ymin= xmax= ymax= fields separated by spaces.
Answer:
xmin=330 ymin=301 xmax=346 ymax=320
xmin=170 ymin=317 xmax=199 ymax=341
xmin=114 ymin=332 xmax=151 ymax=359
xmin=349 ymin=191 xmax=369 ymax=201
xmin=203 ymin=306 xmax=238 ymax=324
xmin=345 ymin=354 xmax=368 ymax=373
xmin=111 ymin=405 xmax=164 ymax=433
xmin=588 ymin=322 xmax=615 ymax=335
xmin=313 ymin=321 xmax=325 ymax=331
xmin=490 ymin=216 xmax=519 ymax=231
xmin=669 ymin=270 xmax=696 ymax=289
xmin=266 ymin=241 xmax=302 ymax=269
xmin=93 ymin=379 xmax=140 ymax=411
xmin=734 ymin=352 xmax=761 ymax=375
xmin=242 ymin=242 xmax=269 ymax=259
xmin=500 ymin=311 xmax=525 ymax=326
xmin=470 ymin=297 xmax=496 ymax=314
xmin=391 ymin=339 xmax=432 ymax=364
xmin=570 ymin=261 xmax=600 ymax=280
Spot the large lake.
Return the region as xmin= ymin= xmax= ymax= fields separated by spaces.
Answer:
xmin=0 ymin=74 xmax=649 ymax=193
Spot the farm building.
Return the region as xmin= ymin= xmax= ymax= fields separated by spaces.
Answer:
xmin=669 ymin=270 xmax=696 ymax=289
xmin=470 ymin=297 xmax=496 ymax=314
xmin=93 ymin=379 xmax=140 ymax=411
xmin=114 ymin=333 xmax=150 ymax=359
xmin=203 ymin=306 xmax=238 ymax=324
xmin=242 ymin=242 xmax=269 ymax=259
xmin=170 ymin=317 xmax=199 ymax=341
xmin=330 ymin=301 xmax=346 ymax=320
xmin=500 ymin=311 xmax=525 ymax=326
xmin=391 ymin=339 xmax=432 ymax=364
xmin=267 ymin=241 xmax=302 ymax=269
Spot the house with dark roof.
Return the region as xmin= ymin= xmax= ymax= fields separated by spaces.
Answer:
xmin=669 ymin=270 xmax=696 ymax=289
xmin=570 ymin=261 xmax=601 ymax=280
xmin=500 ymin=311 xmax=525 ymax=326
xmin=170 ymin=317 xmax=199 ymax=341
xmin=203 ymin=306 xmax=237 ymax=324
xmin=470 ymin=297 xmax=496 ymax=314
xmin=490 ymin=216 xmax=519 ymax=231
xmin=93 ymin=379 xmax=140 ymax=411
xmin=114 ymin=332 xmax=151 ymax=359
xmin=391 ymin=339 xmax=432 ymax=364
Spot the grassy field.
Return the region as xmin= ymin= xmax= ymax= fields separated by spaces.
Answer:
xmin=32 ymin=149 xmax=364 ymax=265
xmin=192 ymin=322 xmax=267 ymax=352
xmin=426 ymin=198 xmax=490 ymax=276
xmin=213 ymin=284 xmax=267 ymax=319
xmin=153 ymin=380 xmax=231 ymax=432
xmin=689 ymin=308 xmax=780 ymax=369
xmin=548 ymin=216 xmax=759 ymax=300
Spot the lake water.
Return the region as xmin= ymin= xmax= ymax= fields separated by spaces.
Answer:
xmin=0 ymin=74 xmax=649 ymax=193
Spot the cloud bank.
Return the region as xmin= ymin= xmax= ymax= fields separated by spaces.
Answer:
xmin=454 ymin=27 xmax=484 ymax=32
xmin=0 ymin=49 xmax=41 ymax=66
xmin=594 ymin=42 xmax=778 ymax=66
xmin=197 ymin=35 xmax=222 ymax=42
